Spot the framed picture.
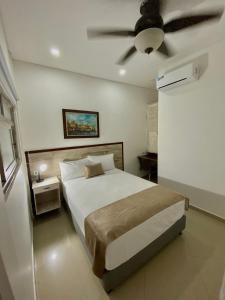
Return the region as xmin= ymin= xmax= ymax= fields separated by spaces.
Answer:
xmin=62 ymin=109 xmax=100 ymax=139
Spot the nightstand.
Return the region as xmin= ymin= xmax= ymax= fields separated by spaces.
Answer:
xmin=32 ymin=177 xmax=61 ymax=215
xmin=138 ymin=152 xmax=158 ymax=183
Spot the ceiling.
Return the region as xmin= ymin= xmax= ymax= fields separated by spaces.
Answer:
xmin=0 ymin=0 xmax=225 ymax=88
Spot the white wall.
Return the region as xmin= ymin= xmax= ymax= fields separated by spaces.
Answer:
xmin=158 ymin=40 xmax=225 ymax=218
xmin=0 ymin=167 xmax=36 ymax=300
xmin=0 ymin=246 xmax=14 ymax=300
xmin=0 ymin=16 xmax=36 ymax=300
xmin=14 ymin=60 xmax=156 ymax=175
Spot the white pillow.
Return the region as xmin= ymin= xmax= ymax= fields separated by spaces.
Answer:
xmin=59 ymin=158 xmax=91 ymax=182
xmin=87 ymin=153 xmax=115 ymax=172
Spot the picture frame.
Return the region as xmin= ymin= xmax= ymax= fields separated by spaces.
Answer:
xmin=62 ymin=109 xmax=100 ymax=139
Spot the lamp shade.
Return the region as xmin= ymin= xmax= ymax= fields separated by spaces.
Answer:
xmin=39 ymin=164 xmax=47 ymax=173
xmin=135 ymin=28 xmax=164 ymax=53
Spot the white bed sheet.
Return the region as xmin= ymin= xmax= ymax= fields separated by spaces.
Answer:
xmin=62 ymin=169 xmax=185 ymax=270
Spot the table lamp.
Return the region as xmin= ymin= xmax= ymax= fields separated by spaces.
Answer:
xmin=36 ymin=164 xmax=48 ymax=182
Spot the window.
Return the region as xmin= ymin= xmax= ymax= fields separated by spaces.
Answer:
xmin=0 ymin=93 xmax=20 ymax=192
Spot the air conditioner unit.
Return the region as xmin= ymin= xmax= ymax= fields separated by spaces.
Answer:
xmin=156 ymin=63 xmax=200 ymax=91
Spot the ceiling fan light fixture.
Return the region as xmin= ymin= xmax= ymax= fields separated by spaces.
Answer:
xmin=134 ymin=28 xmax=164 ymax=54
xmin=87 ymin=2 xmax=223 ymax=65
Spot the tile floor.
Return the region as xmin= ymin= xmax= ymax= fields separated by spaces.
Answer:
xmin=34 ymin=206 xmax=225 ymax=300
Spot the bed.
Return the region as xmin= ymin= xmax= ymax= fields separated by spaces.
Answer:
xmin=62 ymin=168 xmax=186 ymax=292
xmin=25 ymin=143 xmax=187 ymax=292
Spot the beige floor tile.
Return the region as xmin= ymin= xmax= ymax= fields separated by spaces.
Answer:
xmin=34 ymin=206 xmax=225 ymax=300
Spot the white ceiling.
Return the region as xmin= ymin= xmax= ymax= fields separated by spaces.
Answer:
xmin=0 ymin=0 xmax=225 ymax=88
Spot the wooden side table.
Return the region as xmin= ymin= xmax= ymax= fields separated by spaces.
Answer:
xmin=32 ymin=177 xmax=61 ymax=215
xmin=138 ymin=152 xmax=158 ymax=183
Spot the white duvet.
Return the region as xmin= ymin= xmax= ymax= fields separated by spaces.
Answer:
xmin=62 ymin=169 xmax=185 ymax=270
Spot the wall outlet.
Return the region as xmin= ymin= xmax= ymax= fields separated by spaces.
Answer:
xmin=33 ymin=171 xmax=38 ymax=176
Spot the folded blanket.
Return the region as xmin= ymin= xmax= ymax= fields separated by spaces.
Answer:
xmin=85 ymin=185 xmax=189 ymax=278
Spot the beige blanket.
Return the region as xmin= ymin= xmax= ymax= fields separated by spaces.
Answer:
xmin=84 ymin=185 xmax=189 ymax=278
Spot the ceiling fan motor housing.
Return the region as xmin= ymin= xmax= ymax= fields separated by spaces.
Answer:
xmin=134 ymin=28 xmax=164 ymax=54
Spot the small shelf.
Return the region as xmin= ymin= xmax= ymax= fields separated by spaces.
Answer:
xmin=36 ymin=199 xmax=60 ymax=215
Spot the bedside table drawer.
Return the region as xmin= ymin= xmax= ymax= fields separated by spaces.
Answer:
xmin=34 ymin=183 xmax=59 ymax=194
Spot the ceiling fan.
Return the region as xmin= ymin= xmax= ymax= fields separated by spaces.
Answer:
xmin=87 ymin=0 xmax=223 ymax=65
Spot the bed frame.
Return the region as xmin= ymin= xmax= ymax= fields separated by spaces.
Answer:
xmin=69 ymin=205 xmax=186 ymax=293
xmin=25 ymin=142 xmax=186 ymax=292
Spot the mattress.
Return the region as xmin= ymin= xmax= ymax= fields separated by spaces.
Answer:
xmin=62 ymin=169 xmax=185 ymax=270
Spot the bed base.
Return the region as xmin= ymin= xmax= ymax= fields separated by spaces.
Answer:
xmin=67 ymin=202 xmax=186 ymax=293
xmin=102 ymin=216 xmax=186 ymax=292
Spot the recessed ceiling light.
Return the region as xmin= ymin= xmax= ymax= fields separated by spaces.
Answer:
xmin=50 ymin=47 xmax=60 ymax=57
xmin=119 ymin=69 xmax=126 ymax=76
xmin=50 ymin=251 xmax=58 ymax=261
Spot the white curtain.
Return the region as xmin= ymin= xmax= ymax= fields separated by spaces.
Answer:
xmin=147 ymin=103 xmax=158 ymax=153
xmin=0 ymin=18 xmax=18 ymax=105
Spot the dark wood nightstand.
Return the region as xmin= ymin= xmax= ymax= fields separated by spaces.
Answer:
xmin=138 ymin=153 xmax=158 ymax=183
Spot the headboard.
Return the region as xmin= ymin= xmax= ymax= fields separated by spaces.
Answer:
xmin=25 ymin=142 xmax=124 ymax=184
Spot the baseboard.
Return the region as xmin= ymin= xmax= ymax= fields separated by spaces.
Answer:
xmin=190 ymin=205 xmax=225 ymax=223
xmin=31 ymin=219 xmax=37 ymax=300
xmin=159 ymin=176 xmax=225 ymax=222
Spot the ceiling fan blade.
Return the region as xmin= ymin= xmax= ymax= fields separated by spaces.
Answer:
xmin=117 ymin=46 xmax=137 ymax=65
xmin=87 ymin=28 xmax=136 ymax=39
xmin=159 ymin=0 xmax=167 ymax=15
xmin=164 ymin=9 xmax=224 ymax=33
xmin=157 ymin=41 xmax=172 ymax=57
xmin=140 ymin=0 xmax=161 ymax=16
